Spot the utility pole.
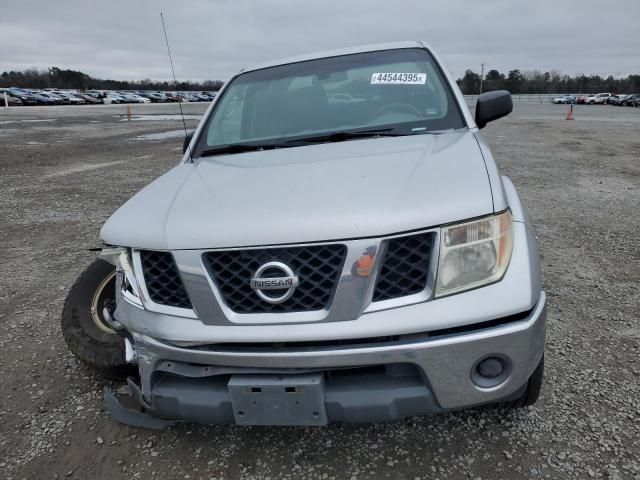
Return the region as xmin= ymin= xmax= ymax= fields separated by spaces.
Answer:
xmin=479 ymin=63 xmax=485 ymax=94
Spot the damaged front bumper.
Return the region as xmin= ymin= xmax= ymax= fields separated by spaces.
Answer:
xmin=106 ymin=292 xmax=546 ymax=428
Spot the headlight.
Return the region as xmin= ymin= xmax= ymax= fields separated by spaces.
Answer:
xmin=435 ymin=210 xmax=513 ymax=297
xmin=100 ymin=246 xmax=144 ymax=307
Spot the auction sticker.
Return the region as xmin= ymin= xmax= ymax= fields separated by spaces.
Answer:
xmin=371 ymin=72 xmax=426 ymax=85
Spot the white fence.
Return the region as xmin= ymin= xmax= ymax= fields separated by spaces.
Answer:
xmin=464 ymin=94 xmax=564 ymax=104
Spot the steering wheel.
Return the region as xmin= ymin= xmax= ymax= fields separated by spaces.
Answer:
xmin=370 ymin=103 xmax=424 ymax=121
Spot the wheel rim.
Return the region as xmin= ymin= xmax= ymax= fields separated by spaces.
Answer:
xmin=91 ymin=271 xmax=117 ymax=334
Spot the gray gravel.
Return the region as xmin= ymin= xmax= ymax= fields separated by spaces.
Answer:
xmin=0 ymin=102 xmax=639 ymax=479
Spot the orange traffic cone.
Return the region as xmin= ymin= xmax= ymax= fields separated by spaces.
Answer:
xmin=566 ymin=104 xmax=574 ymax=120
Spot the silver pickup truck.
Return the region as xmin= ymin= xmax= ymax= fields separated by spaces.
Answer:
xmin=61 ymin=41 xmax=545 ymax=428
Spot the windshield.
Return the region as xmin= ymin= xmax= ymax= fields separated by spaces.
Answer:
xmin=195 ymin=48 xmax=464 ymax=154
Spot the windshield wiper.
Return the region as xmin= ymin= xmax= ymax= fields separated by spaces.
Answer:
xmin=199 ymin=128 xmax=410 ymax=157
xmin=199 ymin=143 xmax=290 ymax=158
xmin=285 ymin=128 xmax=408 ymax=145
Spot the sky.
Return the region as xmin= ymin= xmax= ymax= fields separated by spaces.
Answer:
xmin=1 ymin=0 xmax=638 ymax=82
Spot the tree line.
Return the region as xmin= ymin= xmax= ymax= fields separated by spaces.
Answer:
xmin=2 ymin=66 xmax=639 ymax=95
xmin=0 ymin=67 xmax=224 ymax=91
xmin=457 ymin=69 xmax=640 ymax=95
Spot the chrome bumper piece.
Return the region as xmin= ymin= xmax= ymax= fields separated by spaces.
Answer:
xmin=112 ymin=292 xmax=545 ymax=425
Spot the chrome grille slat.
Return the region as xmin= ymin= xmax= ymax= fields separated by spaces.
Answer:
xmin=203 ymin=245 xmax=347 ymax=313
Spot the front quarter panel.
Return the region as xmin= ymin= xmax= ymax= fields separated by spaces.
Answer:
xmin=473 ymin=132 xmax=508 ymax=212
xmin=501 ymin=174 xmax=533 ymax=226
xmin=502 ymin=174 xmax=541 ymax=294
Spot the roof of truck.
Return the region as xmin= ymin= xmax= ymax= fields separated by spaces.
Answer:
xmin=240 ymin=41 xmax=430 ymax=74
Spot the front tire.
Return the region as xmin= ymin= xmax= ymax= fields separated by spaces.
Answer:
xmin=61 ymin=259 xmax=133 ymax=378
xmin=494 ymin=355 xmax=544 ymax=409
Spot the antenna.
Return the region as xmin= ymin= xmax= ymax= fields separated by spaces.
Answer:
xmin=160 ymin=12 xmax=193 ymax=162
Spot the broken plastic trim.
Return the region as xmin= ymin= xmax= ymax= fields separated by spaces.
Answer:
xmin=104 ymin=380 xmax=181 ymax=430
xmin=99 ymin=247 xmax=144 ymax=308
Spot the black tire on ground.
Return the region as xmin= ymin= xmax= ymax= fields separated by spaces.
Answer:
xmin=497 ymin=355 xmax=544 ymax=409
xmin=61 ymin=258 xmax=133 ymax=379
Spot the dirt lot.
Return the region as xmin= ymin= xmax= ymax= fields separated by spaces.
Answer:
xmin=1 ymin=102 xmax=639 ymax=480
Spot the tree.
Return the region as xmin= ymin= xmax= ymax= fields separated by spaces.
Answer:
xmin=458 ymin=69 xmax=481 ymax=94
xmin=1 ymin=65 xmax=638 ymax=94
xmin=0 ymin=66 xmax=225 ymax=91
xmin=484 ymin=69 xmax=505 ymax=91
xmin=505 ymin=70 xmax=524 ymax=93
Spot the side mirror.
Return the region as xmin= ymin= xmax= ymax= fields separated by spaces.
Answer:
xmin=475 ymin=90 xmax=513 ymax=129
xmin=183 ymin=130 xmax=195 ymax=154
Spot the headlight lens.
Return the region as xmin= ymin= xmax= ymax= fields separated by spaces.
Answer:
xmin=435 ymin=210 xmax=513 ymax=297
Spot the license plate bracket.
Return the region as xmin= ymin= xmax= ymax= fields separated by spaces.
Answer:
xmin=228 ymin=373 xmax=326 ymax=426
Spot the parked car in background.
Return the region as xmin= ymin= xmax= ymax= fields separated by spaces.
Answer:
xmin=131 ymin=93 xmax=151 ymax=104
xmin=162 ymin=92 xmax=180 ymax=102
xmin=551 ymin=95 xmax=576 ymax=104
xmin=74 ymin=92 xmax=103 ymax=104
xmin=137 ymin=91 xmax=165 ymax=103
xmin=621 ymin=93 xmax=640 ymax=106
xmin=51 ymin=91 xmax=86 ymax=105
xmin=6 ymin=96 xmax=23 ymax=106
xmin=606 ymin=94 xmax=626 ymax=105
xmin=190 ymin=92 xmax=210 ymax=102
xmin=7 ymin=88 xmax=38 ymax=105
xmin=115 ymin=92 xmax=144 ymax=104
xmin=609 ymin=94 xmax=627 ymax=106
xmin=0 ymin=87 xmax=284 ymax=107
xmin=575 ymin=95 xmax=589 ymax=105
xmin=0 ymin=89 xmax=24 ymax=106
xmin=29 ymin=91 xmax=58 ymax=105
xmin=178 ymin=92 xmax=202 ymax=102
xmin=586 ymin=93 xmax=611 ymax=104
xmin=45 ymin=90 xmax=70 ymax=104
xmin=103 ymin=92 xmax=126 ymax=104
xmin=35 ymin=91 xmax=65 ymax=105
xmin=85 ymin=90 xmax=105 ymax=99
xmin=199 ymin=91 xmax=216 ymax=101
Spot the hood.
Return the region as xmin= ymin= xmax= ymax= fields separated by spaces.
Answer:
xmin=101 ymin=130 xmax=494 ymax=250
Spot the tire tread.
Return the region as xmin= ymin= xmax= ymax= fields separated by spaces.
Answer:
xmin=61 ymin=259 xmax=133 ymax=379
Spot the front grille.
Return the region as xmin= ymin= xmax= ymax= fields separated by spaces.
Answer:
xmin=203 ymin=245 xmax=347 ymax=314
xmin=140 ymin=250 xmax=192 ymax=309
xmin=372 ymin=232 xmax=435 ymax=302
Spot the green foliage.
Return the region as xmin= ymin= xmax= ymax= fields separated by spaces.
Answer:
xmin=457 ymin=69 xmax=639 ymax=95
xmin=1 ymin=65 xmax=638 ymax=96
xmin=0 ymin=67 xmax=224 ymax=91
xmin=460 ymin=69 xmax=481 ymax=94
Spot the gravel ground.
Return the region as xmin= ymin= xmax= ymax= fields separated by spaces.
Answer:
xmin=0 ymin=102 xmax=639 ymax=480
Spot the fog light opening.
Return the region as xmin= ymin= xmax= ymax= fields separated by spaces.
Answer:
xmin=471 ymin=355 xmax=512 ymax=389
